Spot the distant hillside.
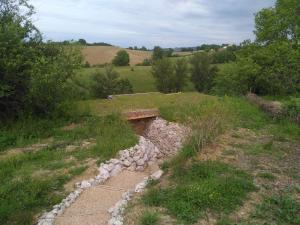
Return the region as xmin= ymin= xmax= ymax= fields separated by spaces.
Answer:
xmin=82 ymin=46 xmax=152 ymax=66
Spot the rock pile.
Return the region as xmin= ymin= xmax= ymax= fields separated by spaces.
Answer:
xmin=37 ymin=118 xmax=187 ymax=225
xmin=145 ymin=118 xmax=188 ymax=155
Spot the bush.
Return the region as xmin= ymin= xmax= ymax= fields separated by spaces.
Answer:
xmin=112 ymin=50 xmax=130 ymax=66
xmin=93 ymin=64 xmax=133 ymax=98
xmin=0 ymin=0 xmax=83 ymax=120
xmin=136 ymin=58 xmax=152 ymax=66
xmin=213 ymin=58 xmax=260 ymax=95
xmin=151 ymin=58 xmax=188 ymax=93
xmin=190 ymin=53 xmax=218 ymax=93
xmin=283 ymin=98 xmax=300 ymax=124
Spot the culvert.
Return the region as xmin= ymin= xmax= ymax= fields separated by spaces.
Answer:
xmin=122 ymin=108 xmax=160 ymax=136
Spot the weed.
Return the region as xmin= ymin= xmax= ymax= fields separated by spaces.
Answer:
xmin=257 ymin=172 xmax=276 ymax=181
xmin=139 ymin=211 xmax=160 ymax=225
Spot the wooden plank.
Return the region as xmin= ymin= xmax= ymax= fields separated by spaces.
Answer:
xmin=122 ymin=108 xmax=159 ymax=121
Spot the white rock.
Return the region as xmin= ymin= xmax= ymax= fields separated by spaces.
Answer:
xmin=110 ymin=164 xmax=123 ymax=177
xmin=122 ymin=160 xmax=131 ymax=167
xmin=136 ymin=159 xmax=145 ymax=166
xmin=80 ymin=180 xmax=91 ymax=189
xmin=150 ymin=170 xmax=164 ymax=180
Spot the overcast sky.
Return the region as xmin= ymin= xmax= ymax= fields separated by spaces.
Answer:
xmin=30 ymin=0 xmax=275 ymax=48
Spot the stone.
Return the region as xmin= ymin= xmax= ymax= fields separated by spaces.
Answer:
xmin=136 ymin=165 xmax=145 ymax=171
xmin=136 ymin=159 xmax=145 ymax=166
xmin=151 ymin=170 xmax=164 ymax=180
xmin=110 ymin=164 xmax=123 ymax=177
xmin=80 ymin=180 xmax=91 ymax=189
xmin=122 ymin=160 xmax=131 ymax=167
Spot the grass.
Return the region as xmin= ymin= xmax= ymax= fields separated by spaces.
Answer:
xmin=142 ymin=161 xmax=256 ymax=224
xmin=0 ymin=115 xmax=136 ymax=225
xmin=251 ymin=194 xmax=300 ymax=224
xmin=77 ymin=66 xmax=196 ymax=94
xmin=139 ymin=211 xmax=160 ymax=225
xmin=257 ymin=172 xmax=277 ymax=181
xmin=1 ymin=92 xmax=300 ymax=225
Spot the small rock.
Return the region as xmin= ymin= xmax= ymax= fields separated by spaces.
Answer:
xmin=122 ymin=160 xmax=131 ymax=167
xmin=80 ymin=180 xmax=91 ymax=189
xmin=136 ymin=159 xmax=145 ymax=166
xmin=110 ymin=164 xmax=123 ymax=176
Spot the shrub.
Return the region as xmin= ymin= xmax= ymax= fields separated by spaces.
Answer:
xmin=136 ymin=58 xmax=152 ymax=66
xmin=190 ymin=53 xmax=218 ymax=93
xmin=93 ymin=64 xmax=133 ymax=98
xmin=112 ymin=50 xmax=130 ymax=66
xmin=283 ymin=98 xmax=300 ymax=124
xmin=213 ymin=58 xmax=260 ymax=96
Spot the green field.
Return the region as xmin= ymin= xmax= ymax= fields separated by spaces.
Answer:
xmin=77 ymin=65 xmax=195 ymax=94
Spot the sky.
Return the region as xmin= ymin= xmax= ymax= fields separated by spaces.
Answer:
xmin=30 ymin=0 xmax=275 ymax=48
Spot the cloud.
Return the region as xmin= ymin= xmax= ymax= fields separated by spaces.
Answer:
xmin=30 ymin=0 xmax=275 ymax=47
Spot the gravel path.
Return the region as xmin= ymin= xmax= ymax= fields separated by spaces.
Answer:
xmin=55 ymin=168 xmax=157 ymax=225
xmin=38 ymin=118 xmax=188 ymax=225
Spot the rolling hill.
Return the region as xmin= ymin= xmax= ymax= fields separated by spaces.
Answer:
xmin=82 ymin=46 xmax=152 ymax=66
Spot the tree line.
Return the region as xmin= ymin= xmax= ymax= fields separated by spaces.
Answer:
xmin=151 ymin=0 xmax=300 ymax=97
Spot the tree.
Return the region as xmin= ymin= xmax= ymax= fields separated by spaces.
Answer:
xmin=112 ymin=50 xmax=130 ymax=66
xmin=78 ymin=39 xmax=87 ymax=45
xmin=190 ymin=53 xmax=218 ymax=93
xmin=0 ymin=0 xmax=83 ymax=119
xmin=0 ymin=0 xmax=41 ymax=119
xmin=152 ymin=46 xmax=164 ymax=61
xmin=255 ymin=0 xmax=300 ymax=44
xmin=93 ymin=64 xmax=133 ymax=98
xmin=174 ymin=58 xmax=188 ymax=92
xmin=152 ymin=58 xmax=188 ymax=93
xmin=212 ymin=0 xmax=300 ymax=96
xmin=151 ymin=58 xmax=175 ymax=93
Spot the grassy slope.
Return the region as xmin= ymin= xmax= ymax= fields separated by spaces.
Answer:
xmin=1 ymin=92 xmax=299 ymax=225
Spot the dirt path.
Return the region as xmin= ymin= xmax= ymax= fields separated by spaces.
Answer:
xmin=55 ymin=166 xmax=158 ymax=225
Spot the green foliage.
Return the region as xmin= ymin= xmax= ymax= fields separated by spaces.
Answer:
xmin=190 ymin=53 xmax=218 ymax=93
xmin=255 ymin=0 xmax=300 ymax=44
xmin=152 ymin=46 xmax=164 ymax=61
xmin=213 ymin=0 xmax=300 ymax=96
xmin=93 ymin=65 xmax=133 ymax=98
xmin=142 ymin=161 xmax=256 ymax=224
xmin=0 ymin=0 xmax=83 ymax=119
xmin=112 ymin=50 xmax=130 ymax=66
xmin=213 ymin=57 xmax=260 ymax=95
xmin=139 ymin=212 xmax=160 ymax=225
xmin=283 ymin=98 xmax=300 ymax=123
xmin=136 ymin=58 xmax=152 ymax=66
xmin=151 ymin=58 xmax=188 ymax=93
xmin=212 ymin=48 xmax=237 ymax=64
xmin=29 ymin=43 xmax=83 ymax=116
xmin=78 ymin=38 xmax=87 ymax=45
xmin=252 ymin=194 xmax=300 ymax=224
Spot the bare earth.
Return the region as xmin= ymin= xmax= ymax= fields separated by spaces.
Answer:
xmin=82 ymin=46 xmax=152 ymax=66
